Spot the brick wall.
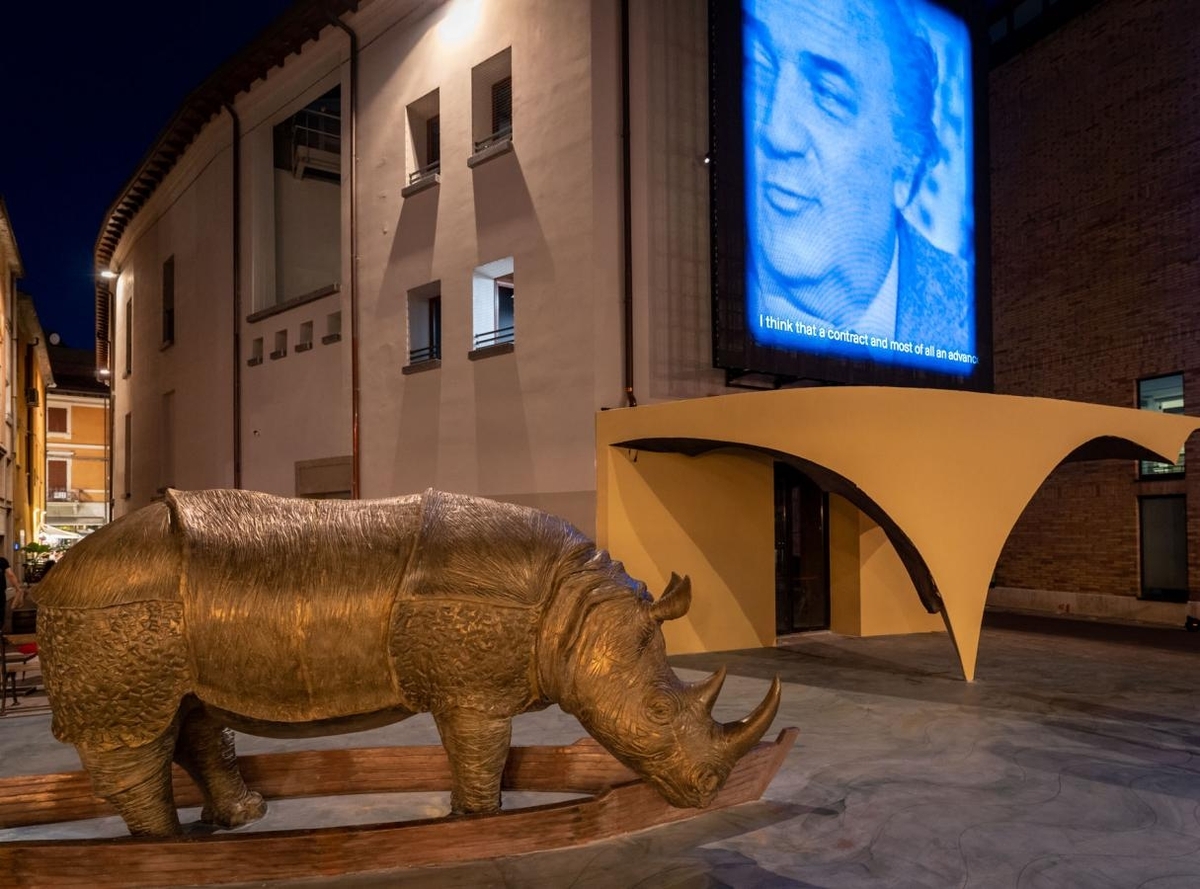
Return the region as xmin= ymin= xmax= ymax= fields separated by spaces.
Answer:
xmin=990 ymin=0 xmax=1200 ymax=602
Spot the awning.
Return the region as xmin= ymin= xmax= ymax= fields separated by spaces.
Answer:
xmin=38 ymin=525 xmax=84 ymax=543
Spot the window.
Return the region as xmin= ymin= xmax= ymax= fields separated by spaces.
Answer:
xmin=404 ymin=89 xmax=441 ymax=193
xmin=47 ymin=407 xmax=68 ymax=434
xmin=1139 ymin=374 xmax=1185 ymax=476
xmin=47 ymin=459 xmax=67 ymax=497
xmin=297 ymin=320 xmax=314 ymax=352
xmin=271 ymin=329 xmax=288 ymax=360
xmin=1139 ymin=495 xmax=1187 ymax=602
xmin=124 ymin=298 xmax=133 ymax=376
xmin=267 ymin=85 xmax=342 ymax=310
xmin=162 ymin=255 xmax=175 ymax=346
xmin=323 ymin=311 xmax=342 ymax=344
xmin=123 ymin=413 xmax=132 ymax=499
xmin=471 ymin=48 xmax=513 ymax=158
xmin=248 ymin=337 xmax=264 ymax=366
xmin=406 ymin=282 xmax=442 ymax=366
xmin=472 ymin=257 xmax=515 ymax=351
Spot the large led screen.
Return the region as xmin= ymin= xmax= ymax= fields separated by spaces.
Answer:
xmin=711 ymin=0 xmax=991 ymax=388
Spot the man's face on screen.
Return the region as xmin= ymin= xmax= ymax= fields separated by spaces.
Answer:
xmin=746 ymin=0 xmax=915 ymax=324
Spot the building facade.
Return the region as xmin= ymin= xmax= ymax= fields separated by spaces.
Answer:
xmin=987 ymin=0 xmax=1200 ymax=623
xmin=96 ymin=0 xmax=1200 ymax=634
xmin=13 ymin=294 xmax=52 ymax=556
xmin=0 ymin=199 xmax=23 ymax=556
xmin=43 ymin=345 xmax=109 ymax=536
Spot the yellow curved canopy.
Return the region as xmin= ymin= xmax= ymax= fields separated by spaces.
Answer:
xmin=596 ymin=388 xmax=1200 ymax=680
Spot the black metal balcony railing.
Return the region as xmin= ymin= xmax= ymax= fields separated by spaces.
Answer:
xmin=48 ymin=487 xmax=77 ymax=502
xmin=473 ymin=326 xmax=514 ymax=350
xmin=408 ymin=344 xmax=441 ymax=363
xmin=473 ymin=125 xmax=513 ymax=154
xmin=408 ymin=160 xmax=441 ymax=185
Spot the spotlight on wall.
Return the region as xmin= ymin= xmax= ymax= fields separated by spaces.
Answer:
xmin=438 ymin=0 xmax=482 ymax=45
xmin=99 ymin=269 xmax=117 ymax=280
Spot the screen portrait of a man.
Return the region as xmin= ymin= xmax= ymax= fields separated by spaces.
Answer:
xmin=744 ymin=0 xmax=975 ymax=368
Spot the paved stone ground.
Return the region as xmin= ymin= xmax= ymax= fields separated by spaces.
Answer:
xmin=4 ymin=611 xmax=1200 ymax=887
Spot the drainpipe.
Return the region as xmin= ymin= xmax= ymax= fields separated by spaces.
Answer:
xmin=225 ymin=103 xmax=243 ymax=489
xmin=620 ymin=0 xmax=637 ymax=408
xmin=330 ymin=14 xmax=362 ymax=497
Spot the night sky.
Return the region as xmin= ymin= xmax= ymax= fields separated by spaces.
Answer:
xmin=2 ymin=0 xmax=296 ymax=351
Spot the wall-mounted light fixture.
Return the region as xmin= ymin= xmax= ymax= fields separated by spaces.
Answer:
xmin=99 ymin=269 xmax=117 ymax=280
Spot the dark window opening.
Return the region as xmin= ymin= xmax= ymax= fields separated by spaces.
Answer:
xmin=162 ymin=255 xmax=175 ymax=345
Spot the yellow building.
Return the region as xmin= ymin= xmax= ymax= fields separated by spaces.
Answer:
xmin=44 ymin=345 xmax=109 ymax=536
xmin=14 ymin=294 xmax=53 ymax=557
xmin=0 ymin=198 xmax=23 ymax=554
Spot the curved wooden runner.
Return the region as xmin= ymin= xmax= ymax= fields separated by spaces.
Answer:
xmin=0 ymin=728 xmax=797 ymax=887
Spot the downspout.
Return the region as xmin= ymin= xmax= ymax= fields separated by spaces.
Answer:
xmin=225 ymin=103 xmax=243 ymax=489
xmin=620 ymin=0 xmax=638 ymax=407
xmin=330 ymin=14 xmax=362 ymax=497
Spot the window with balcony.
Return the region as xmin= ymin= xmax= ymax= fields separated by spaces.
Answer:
xmin=48 ymin=459 xmax=68 ymax=502
xmin=1138 ymin=373 xmax=1185 ymax=477
xmin=469 ymin=48 xmax=513 ymax=166
xmin=403 ymin=89 xmax=441 ymax=196
xmin=405 ymin=282 xmax=442 ymax=372
xmin=471 ymin=257 xmax=514 ymax=355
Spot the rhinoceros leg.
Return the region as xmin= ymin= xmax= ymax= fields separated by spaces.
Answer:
xmin=173 ymin=707 xmax=266 ymax=829
xmin=432 ymin=708 xmax=512 ymax=814
xmin=77 ymin=727 xmax=182 ymax=837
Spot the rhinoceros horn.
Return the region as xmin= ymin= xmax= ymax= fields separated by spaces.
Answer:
xmin=649 ymin=573 xmax=691 ymax=622
xmin=689 ymin=665 xmax=727 ymax=714
xmin=720 ymin=676 xmax=782 ymax=758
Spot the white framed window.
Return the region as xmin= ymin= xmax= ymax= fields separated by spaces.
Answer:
xmin=472 ymin=257 xmax=514 ymax=351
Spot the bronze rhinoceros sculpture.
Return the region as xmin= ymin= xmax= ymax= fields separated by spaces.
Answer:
xmin=36 ymin=488 xmax=781 ymax=837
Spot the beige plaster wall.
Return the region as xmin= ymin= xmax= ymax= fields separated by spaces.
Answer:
xmin=598 ymin=444 xmax=775 ymax=654
xmin=354 ymin=0 xmax=623 ymax=523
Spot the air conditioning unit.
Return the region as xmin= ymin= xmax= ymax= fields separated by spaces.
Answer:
xmin=24 ymin=388 xmax=38 ymax=406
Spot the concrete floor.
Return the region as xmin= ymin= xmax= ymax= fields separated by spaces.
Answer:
xmin=4 ymin=611 xmax=1200 ymax=887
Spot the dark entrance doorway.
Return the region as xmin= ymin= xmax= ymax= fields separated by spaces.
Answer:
xmin=774 ymin=463 xmax=830 ymax=634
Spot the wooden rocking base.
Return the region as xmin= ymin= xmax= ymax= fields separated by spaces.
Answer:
xmin=0 ymin=728 xmax=797 ymax=888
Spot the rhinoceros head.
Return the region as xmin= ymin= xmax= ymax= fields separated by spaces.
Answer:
xmin=557 ymin=573 xmax=782 ymax=809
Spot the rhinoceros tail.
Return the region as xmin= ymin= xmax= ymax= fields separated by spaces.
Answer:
xmin=34 ymin=501 xmax=182 ymax=609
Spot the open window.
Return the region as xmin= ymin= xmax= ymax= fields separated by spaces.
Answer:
xmin=469 ymin=48 xmax=513 ymax=166
xmin=406 ymin=281 xmax=442 ymax=369
xmin=471 ymin=257 xmax=514 ymax=353
xmin=402 ymin=89 xmax=441 ymax=196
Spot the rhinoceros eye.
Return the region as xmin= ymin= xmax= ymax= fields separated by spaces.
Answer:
xmin=646 ymin=695 xmax=676 ymax=725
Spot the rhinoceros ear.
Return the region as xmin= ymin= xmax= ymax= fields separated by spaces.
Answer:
xmin=649 ymin=573 xmax=691 ymax=622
